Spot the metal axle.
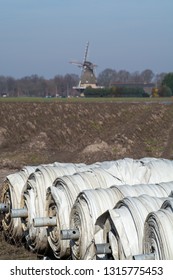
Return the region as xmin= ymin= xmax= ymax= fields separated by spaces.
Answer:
xmin=133 ymin=253 xmax=155 ymax=260
xmin=11 ymin=208 xmax=28 ymax=218
xmin=0 ymin=203 xmax=9 ymax=213
xmin=60 ymin=229 xmax=80 ymax=240
xmin=33 ymin=217 xmax=57 ymax=227
xmin=96 ymin=243 xmax=112 ymax=255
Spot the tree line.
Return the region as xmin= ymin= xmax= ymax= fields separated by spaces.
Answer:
xmin=97 ymin=69 xmax=165 ymax=87
xmin=0 ymin=74 xmax=79 ymax=97
xmin=0 ymin=69 xmax=172 ymax=97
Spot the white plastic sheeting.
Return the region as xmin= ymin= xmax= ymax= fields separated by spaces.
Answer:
xmin=110 ymin=181 xmax=173 ymax=198
xmin=45 ymin=168 xmax=120 ymax=259
xmin=99 ymin=158 xmax=151 ymax=185
xmin=44 ymin=159 xmax=173 ymax=260
xmin=161 ymin=198 xmax=173 ymax=212
xmin=143 ymin=197 xmax=173 ymax=260
xmin=70 ymin=188 xmax=123 ymax=260
xmin=143 ymin=159 xmax=173 ymax=184
xmin=70 ymin=181 xmax=173 ymax=260
xmin=100 ymin=195 xmax=170 ymax=260
xmin=20 ymin=163 xmax=99 ymax=255
xmin=0 ymin=166 xmax=37 ymax=243
xmin=0 ymin=162 xmax=81 ymax=244
xmin=98 ymin=158 xmax=173 ymax=185
xmin=1 ymin=157 xmax=173 ymax=259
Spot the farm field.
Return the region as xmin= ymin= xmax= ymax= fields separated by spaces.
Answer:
xmin=0 ymin=98 xmax=173 ymax=259
xmin=1 ymin=96 xmax=173 ymax=103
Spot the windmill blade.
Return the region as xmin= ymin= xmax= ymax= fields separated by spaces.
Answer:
xmin=83 ymin=41 xmax=89 ymax=64
xmin=69 ymin=60 xmax=83 ymax=67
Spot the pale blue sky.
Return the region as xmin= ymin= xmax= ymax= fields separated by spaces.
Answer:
xmin=0 ymin=0 xmax=173 ymax=78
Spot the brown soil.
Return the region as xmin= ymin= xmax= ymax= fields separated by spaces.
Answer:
xmin=0 ymin=100 xmax=173 ymax=259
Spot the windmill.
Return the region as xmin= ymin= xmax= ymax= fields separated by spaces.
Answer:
xmin=70 ymin=42 xmax=98 ymax=92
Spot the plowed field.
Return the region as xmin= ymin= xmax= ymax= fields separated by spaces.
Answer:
xmin=0 ymin=99 xmax=173 ymax=259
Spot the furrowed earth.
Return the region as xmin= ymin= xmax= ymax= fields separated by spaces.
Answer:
xmin=0 ymin=100 xmax=173 ymax=259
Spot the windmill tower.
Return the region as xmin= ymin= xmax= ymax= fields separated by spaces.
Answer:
xmin=70 ymin=42 xmax=98 ymax=92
